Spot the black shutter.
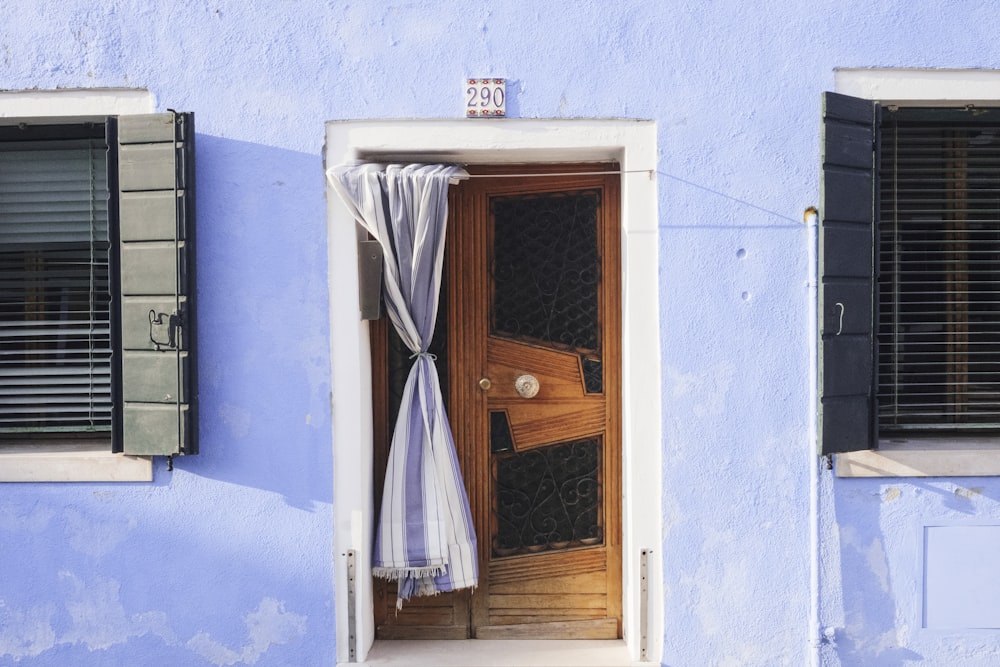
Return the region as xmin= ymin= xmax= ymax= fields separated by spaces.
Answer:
xmin=109 ymin=112 xmax=197 ymax=456
xmin=818 ymin=92 xmax=879 ymax=454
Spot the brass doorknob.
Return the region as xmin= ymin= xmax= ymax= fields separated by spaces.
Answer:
xmin=478 ymin=378 xmax=492 ymax=391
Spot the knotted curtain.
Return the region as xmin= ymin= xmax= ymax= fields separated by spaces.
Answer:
xmin=328 ymin=162 xmax=478 ymax=605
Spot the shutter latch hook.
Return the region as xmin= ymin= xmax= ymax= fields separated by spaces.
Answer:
xmin=148 ymin=309 xmax=180 ymax=351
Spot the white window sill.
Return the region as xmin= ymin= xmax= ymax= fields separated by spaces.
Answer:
xmin=349 ymin=639 xmax=637 ymax=667
xmin=0 ymin=442 xmax=152 ymax=482
xmin=836 ymin=437 xmax=1000 ymax=477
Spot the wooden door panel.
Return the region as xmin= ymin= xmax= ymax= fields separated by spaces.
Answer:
xmin=487 ymin=337 xmax=605 ymax=448
xmin=488 ymin=547 xmax=607 ymax=584
xmin=487 ymin=338 xmax=590 ymax=400
xmin=374 ymin=584 xmax=471 ymax=639
xmin=490 ymin=608 xmax=610 ymax=620
xmin=496 ymin=402 xmax=606 ymax=450
xmin=490 ymin=594 xmax=608 ymax=611
xmin=485 ymin=548 xmax=613 ymax=629
xmin=471 ymin=168 xmax=622 ymax=640
xmin=486 ymin=589 xmax=611 ymax=627
xmin=475 ymin=619 xmax=619 ymax=640
xmin=490 ymin=569 xmax=608 ymax=595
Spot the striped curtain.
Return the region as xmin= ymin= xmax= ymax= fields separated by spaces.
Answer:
xmin=328 ymin=163 xmax=478 ymax=605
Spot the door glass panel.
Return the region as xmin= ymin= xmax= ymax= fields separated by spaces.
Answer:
xmin=492 ymin=438 xmax=603 ymax=558
xmin=582 ymin=357 xmax=603 ymax=394
xmin=490 ymin=190 xmax=601 ymax=357
xmin=489 ymin=410 xmax=515 ymax=454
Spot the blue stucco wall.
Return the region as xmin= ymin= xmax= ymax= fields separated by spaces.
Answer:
xmin=0 ymin=3 xmax=336 ymax=666
xmin=3 ymin=1 xmax=1000 ymax=666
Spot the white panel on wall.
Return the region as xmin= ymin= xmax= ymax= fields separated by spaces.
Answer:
xmin=924 ymin=525 xmax=1000 ymax=628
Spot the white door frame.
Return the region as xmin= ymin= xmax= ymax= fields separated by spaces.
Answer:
xmin=325 ymin=118 xmax=663 ymax=664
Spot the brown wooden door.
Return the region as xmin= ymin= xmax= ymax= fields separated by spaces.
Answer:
xmin=372 ymin=165 xmax=621 ymax=640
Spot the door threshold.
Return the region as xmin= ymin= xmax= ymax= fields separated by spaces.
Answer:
xmin=349 ymin=639 xmax=638 ymax=666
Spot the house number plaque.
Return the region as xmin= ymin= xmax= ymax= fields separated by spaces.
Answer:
xmin=466 ymin=78 xmax=505 ymax=117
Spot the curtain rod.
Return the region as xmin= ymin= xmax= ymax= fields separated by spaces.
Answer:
xmin=451 ymin=168 xmax=654 ymax=184
xmin=329 ymin=163 xmax=653 ymax=183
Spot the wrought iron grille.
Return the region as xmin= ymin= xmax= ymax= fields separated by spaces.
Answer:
xmin=492 ymin=438 xmax=603 ymax=557
xmin=490 ymin=190 xmax=601 ymax=354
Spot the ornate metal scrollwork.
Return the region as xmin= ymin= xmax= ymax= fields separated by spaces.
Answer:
xmin=490 ymin=190 xmax=602 ymax=354
xmin=492 ymin=438 xmax=603 ymax=557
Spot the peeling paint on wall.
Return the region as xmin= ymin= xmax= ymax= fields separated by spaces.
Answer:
xmin=186 ymin=598 xmax=306 ymax=666
xmin=0 ymin=603 xmax=57 ymax=661
xmin=954 ymin=486 xmax=983 ymax=500
xmin=0 ymin=583 xmax=304 ymax=666
xmin=64 ymin=510 xmax=136 ymax=558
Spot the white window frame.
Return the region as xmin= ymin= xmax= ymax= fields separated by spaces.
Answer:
xmin=835 ymin=69 xmax=1000 ymax=477
xmin=0 ymin=89 xmax=155 ymax=483
xmin=326 ymin=119 xmax=663 ymax=665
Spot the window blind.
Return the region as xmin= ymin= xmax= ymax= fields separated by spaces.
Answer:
xmin=0 ymin=138 xmax=112 ymax=435
xmin=878 ymin=108 xmax=1000 ymax=431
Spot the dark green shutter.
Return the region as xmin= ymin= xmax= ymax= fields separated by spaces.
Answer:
xmin=818 ymin=92 xmax=879 ymax=454
xmin=110 ymin=113 xmax=197 ymax=455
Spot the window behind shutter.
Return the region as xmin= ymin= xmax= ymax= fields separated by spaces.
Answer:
xmin=111 ymin=113 xmax=197 ymax=456
xmin=818 ymin=92 xmax=879 ymax=454
xmin=878 ymin=107 xmax=1000 ymax=431
xmin=0 ymin=128 xmax=112 ymax=437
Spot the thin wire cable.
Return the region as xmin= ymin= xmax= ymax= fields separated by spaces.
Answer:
xmin=460 ymin=167 xmax=801 ymax=224
xmin=656 ymin=172 xmax=801 ymax=224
